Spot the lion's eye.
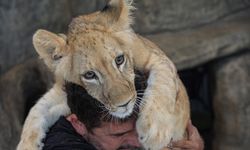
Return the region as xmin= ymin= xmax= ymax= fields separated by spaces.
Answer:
xmin=115 ymin=55 xmax=125 ymax=66
xmin=83 ymin=71 xmax=96 ymax=80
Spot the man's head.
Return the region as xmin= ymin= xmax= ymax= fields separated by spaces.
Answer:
xmin=64 ymin=73 xmax=147 ymax=150
xmin=67 ymin=114 xmax=141 ymax=150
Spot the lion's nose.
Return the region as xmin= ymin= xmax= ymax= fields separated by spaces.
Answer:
xmin=118 ymin=100 xmax=131 ymax=107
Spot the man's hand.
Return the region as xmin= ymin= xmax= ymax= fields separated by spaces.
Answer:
xmin=172 ymin=120 xmax=204 ymax=150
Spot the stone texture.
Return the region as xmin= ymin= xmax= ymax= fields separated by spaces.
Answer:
xmin=212 ymin=51 xmax=250 ymax=150
xmin=0 ymin=59 xmax=53 ymax=150
xmin=0 ymin=0 xmax=99 ymax=76
xmin=146 ymin=10 xmax=250 ymax=70
xmin=133 ymin=0 xmax=250 ymax=34
xmin=0 ymin=0 xmax=68 ymax=75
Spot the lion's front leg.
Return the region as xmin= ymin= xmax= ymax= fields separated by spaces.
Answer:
xmin=17 ymin=86 xmax=70 ymax=150
xmin=136 ymin=61 xmax=179 ymax=150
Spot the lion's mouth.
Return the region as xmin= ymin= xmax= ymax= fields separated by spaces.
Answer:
xmin=110 ymin=99 xmax=136 ymax=118
xmin=108 ymin=70 xmax=148 ymax=118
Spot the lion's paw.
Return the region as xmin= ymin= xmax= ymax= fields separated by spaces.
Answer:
xmin=136 ymin=117 xmax=174 ymax=150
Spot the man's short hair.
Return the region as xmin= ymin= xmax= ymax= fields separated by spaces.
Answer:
xmin=65 ymin=71 xmax=147 ymax=132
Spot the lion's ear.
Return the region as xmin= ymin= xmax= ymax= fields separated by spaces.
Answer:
xmin=102 ymin=0 xmax=134 ymax=31
xmin=33 ymin=29 xmax=67 ymax=71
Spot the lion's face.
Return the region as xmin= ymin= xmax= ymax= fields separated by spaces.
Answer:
xmin=69 ymin=32 xmax=137 ymax=118
xmin=33 ymin=0 xmax=138 ymax=118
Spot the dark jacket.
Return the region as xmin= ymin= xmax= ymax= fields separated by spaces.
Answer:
xmin=43 ymin=117 xmax=97 ymax=150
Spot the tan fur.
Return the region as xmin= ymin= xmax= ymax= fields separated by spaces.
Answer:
xmin=17 ymin=0 xmax=190 ymax=150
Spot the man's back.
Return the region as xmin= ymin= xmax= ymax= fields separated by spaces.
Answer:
xmin=43 ymin=117 xmax=96 ymax=150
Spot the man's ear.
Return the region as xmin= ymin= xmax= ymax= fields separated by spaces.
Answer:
xmin=67 ymin=114 xmax=88 ymax=137
xmin=33 ymin=29 xmax=67 ymax=71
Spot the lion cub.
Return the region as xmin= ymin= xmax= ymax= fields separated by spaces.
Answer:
xmin=17 ymin=0 xmax=190 ymax=150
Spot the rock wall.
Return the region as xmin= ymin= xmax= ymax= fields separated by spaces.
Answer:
xmin=212 ymin=51 xmax=250 ymax=150
xmin=0 ymin=0 xmax=250 ymax=149
xmin=1 ymin=0 xmax=250 ymax=75
xmin=0 ymin=0 xmax=106 ymax=75
xmin=134 ymin=0 xmax=250 ymax=33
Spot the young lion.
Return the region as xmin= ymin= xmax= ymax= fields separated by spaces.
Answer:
xmin=17 ymin=0 xmax=190 ymax=150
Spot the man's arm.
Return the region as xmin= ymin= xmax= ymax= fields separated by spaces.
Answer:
xmin=172 ymin=120 xmax=204 ymax=150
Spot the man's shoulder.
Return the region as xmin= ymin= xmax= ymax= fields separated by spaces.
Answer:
xmin=42 ymin=116 xmax=96 ymax=150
